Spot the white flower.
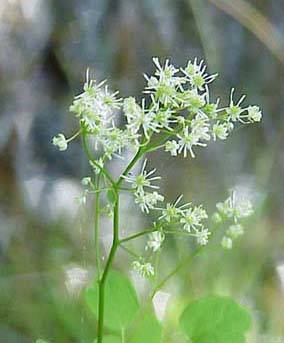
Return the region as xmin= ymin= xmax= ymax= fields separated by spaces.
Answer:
xmin=221 ymin=236 xmax=233 ymax=250
xmin=153 ymin=57 xmax=179 ymax=82
xmin=52 ymin=134 xmax=68 ymax=151
xmin=144 ymin=58 xmax=184 ymax=106
xmin=191 ymin=113 xmax=211 ymax=140
xmin=226 ymin=88 xmax=246 ymax=122
xmin=153 ymin=105 xmax=175 ymax=132
xmin=227 ymin=224 xmax=244 ymax=238
xmin=235 ymin=198 xmax=254 ymax=218
xmin=179 ymin=89 xmax=206 ymax=114
xmin=102 ymin=126 xmax=130 ymax=159
xmin=100 ymin=85 xmax=122 ymax=110
xmin=216 ymin=195 xmax=235 ymax=218
xmin=146 ymin=231 xmax=165 ymax=252
xmin=212 ymin=212 xmax=222 ymax=223
xmin=160 ymin=203 xmax=181 ymax=222
xmin=123 ymin=159 xmax=160 ymax=193
xmin=182 ymin=58 xmax=218 ymax=90
xmin=124 ymin=98 xmax=158 ymax=138
xmin=180 ymin=205 xmax=208 ymax=232
xmin=124 ymin=97 xmax=142 ymax=132
xmin=177 ymin=127 xmax=197 ymax=158
xmin=212 ymin=122 xmax=229 ymax=141
xmin=132 ymin=260 xmax=154 ymax=278
xmin=81 ymin=177 xmax=92 ymax=187
xmin=177 ymin=115 xmax=210 ymax=158
xmin=134 ymin=191 xmax=164 ymax=213
xmin=165 ymin=140 xmax=179 ymax=156
xmin=158 ymin=195 xmax=190 ymax=222
xmin=247 ymin=105 xmax=262 ymax=122
xmin=203 ymin=101 xmax=219 ymax=119
xmin=195 ymin=228 xmax=211 ymax=245
xmin=70 ymin=73 xmax=121 ymax=134
xmin=225 ymin=90 xmax=262 ymax=124
xmin=216 ymin=192 xmax=254 ymax=221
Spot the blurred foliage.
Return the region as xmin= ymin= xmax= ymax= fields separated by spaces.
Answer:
xmin=0 ymin=0 xmax=284 ymax=342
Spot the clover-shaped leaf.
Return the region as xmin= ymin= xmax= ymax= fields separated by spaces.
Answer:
xmin=180 ymin=296 xmax=252 ymax=343
xmin=127 ymin=308 xmax=163 ymax=343
xmin=85 ymin=270 xmax=139 ymax=331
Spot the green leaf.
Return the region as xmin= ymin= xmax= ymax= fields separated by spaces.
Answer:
xmin=180 ymin=296 xmax=252 ymax=343
xmin=93 ymin=336 xmax=121 ymax=343
xmin=127 ymin=308 xmax=163 ymax=343
xmin=35 ymin=340 xmax=51 ymax=343
xmin=85 ymin=270 xmax=139 ymax=331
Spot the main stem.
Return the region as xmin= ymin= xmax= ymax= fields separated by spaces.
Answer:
xmin=95 ymin=174 xmax=102 ymax=277
xmin=97 ymin=189 xmax=120 ymax=343
xmin=95 ymin=144 xmax=146 ymax=341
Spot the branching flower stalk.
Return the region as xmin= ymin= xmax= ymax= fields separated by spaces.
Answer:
xmin=52 ymin=57 xmax=262 ymax=342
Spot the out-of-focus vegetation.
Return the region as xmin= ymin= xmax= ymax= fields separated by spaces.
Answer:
xmin=0 ymin=0 xmax=283 ymax=342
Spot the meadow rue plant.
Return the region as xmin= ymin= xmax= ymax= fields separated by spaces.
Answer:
xmin=46 ymin=57 xmax=262 ymax=343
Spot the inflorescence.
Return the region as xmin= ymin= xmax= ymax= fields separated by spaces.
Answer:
xmin=52 ymin=57 xmax=261 ymax=277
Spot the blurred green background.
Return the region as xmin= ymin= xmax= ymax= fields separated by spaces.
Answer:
xmin=0 ymin=0 xmax=284 ymax=342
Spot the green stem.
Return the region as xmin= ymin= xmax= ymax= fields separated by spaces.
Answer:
xmin=121 ymin=328 xmax=125 ymax=343
xmin=89 ymin=187 xmax=132 ymax=194
xmin=150 ymin=246 xmax=203 ymax=299
xmin=164 ymin=229 xmax=196 ymax=236
xmin=95 ymin=174 xmax=102 ymax=277
xmin=119 ymin=228 xmax=156 ymax=244
xmin=82 ymin=133 xmax=116 ymax=187
xmin=66 ymin=129 xmax=81 ymax=142
xmin=143 ymin=130 xmax=176 ymax=154
xmin=89 ymin=188 xmax=112 ymax=194
xmin=120 ymin=244 xmax=140 ymax=259
xmin=150 ymin=223 xmax=220 ymax=299
xmin=116 ymin=146 xmax=144 ymax=187
xmin=145 ymin=143 xmax=166 ymax=153
xmin=97 ymin=190 xmax=120 ymax=343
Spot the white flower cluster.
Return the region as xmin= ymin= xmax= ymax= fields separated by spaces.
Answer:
xmin=53 ymin=58 xmax=261 ymax=164
xmin=124 ymin=160 xmax=210 ymax=244
xmin=133 ymin=189 xmax=255 ymax=277
xmin=213 ymin=191 xmax=254 ymax=249
xmin=52 ymin=133 xmax=68 ymax=151
xmin=70 ymin=71 xmax=121 ymax=132
xmin=50 ymin=58 xmax=261 ymax=280
xmin=132 ymin=231 xmax=165 ymax=278
xmin=165 ymin=200 xmax=210 ymax=245
xmin=140 ymin=58 xmax=262 ymax=159
xmin=146 ymin=231 xmax=165 ymax=252
xmin=64 ymin=71 xmax=138 ymax=161
xmin=123 ymin=159 xmax=164 ymax=213
xmin=128 ymin=181 xmax=210 ymax=277
xmin=132 ymin=260 xmax=155 ymax=278
xmin=157 ymin=197 xmax=210 ymax=246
